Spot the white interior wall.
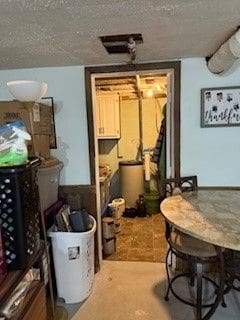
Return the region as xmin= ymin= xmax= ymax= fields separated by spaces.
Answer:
xmin=98 ymin=97 xmax=166 ymax=197
xmin=0 ymin=58 xmax=240 ymax=186
xmin=99 ymin=99 xmax=139 ymax=198
xmin=142 ymin=97 xmax=166 ymax=149
xmin=0 ymin=66 xmax=90 ymax=185
xmin=118 ymin=99 xmax=140 ymax=159
xmin=181 ymin=58 xmax=240 ymax=186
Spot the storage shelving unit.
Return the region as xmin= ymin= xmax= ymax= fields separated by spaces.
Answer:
xmin=0 ymin=243 xmax=47 ymax=320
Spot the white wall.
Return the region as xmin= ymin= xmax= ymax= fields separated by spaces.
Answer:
xmin=1 ymin=58 xmax=240 ymax=187
xmin=0 ymin=66 xmax=90 ymax=185
xmin=181 ymin=58 xmax=240 ymax=186
xmin=98 ymin=97 xmax=166 ymax=197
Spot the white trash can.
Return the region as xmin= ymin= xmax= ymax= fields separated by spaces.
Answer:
xmin=48 ymin=215 xmax=96 ymax=303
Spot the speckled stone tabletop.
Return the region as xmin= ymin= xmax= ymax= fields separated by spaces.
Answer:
xmin=160 ymin=190 xmax=240 ymax=251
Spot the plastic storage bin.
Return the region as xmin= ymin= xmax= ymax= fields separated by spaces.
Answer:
xmin=37 ymin=162 xmax=63 ymax=211
xmin=144 ymin=192 xmax=160 ymax=214
xmin=48 ymin=215 xmax=96 ymax=303
xmin=0 ymin=159 xmax=40 ymax=270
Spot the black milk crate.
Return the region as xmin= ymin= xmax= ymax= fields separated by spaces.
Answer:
xmin=0 ymin=159 xmax=40 ymax=270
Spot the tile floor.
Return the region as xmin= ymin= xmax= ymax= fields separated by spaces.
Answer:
xmin=67 ymin=261 xmax=240 ymax=320
xmin=105 ymin=213 xmax=168 ymax=262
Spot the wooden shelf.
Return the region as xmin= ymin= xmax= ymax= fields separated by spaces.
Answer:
xmin=0 ymin=243 xmax=44 ymax=305
xmin=10 ymin=280 xmax=42 ymax=320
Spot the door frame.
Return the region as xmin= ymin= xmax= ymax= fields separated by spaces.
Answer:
xmin=85 ymin=61 xmax=181 ymax=184
xmin=85 ymin=61 xmax=181 ymax=268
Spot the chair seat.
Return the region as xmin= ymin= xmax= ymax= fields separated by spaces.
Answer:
xmin=170 ymin=230 xmax=217 ymax=258
xmin=224 ymin=249 xmax=240 ymax=275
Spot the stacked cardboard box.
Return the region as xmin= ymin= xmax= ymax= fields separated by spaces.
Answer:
xmin=0 ymin=101 xmax=54 ymax=158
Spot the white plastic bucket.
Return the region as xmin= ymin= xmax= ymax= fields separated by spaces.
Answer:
xmin=48 ymin=215 xmax=96 ymax=303
xmin=102 ymin=217 xmax=115 ymax=238
xmin=114 ymin=218 xmax=121 ymax=233
xmin=112 ymin=198 xmax=125 ymax=216
xmin=103 ymin=236 xmax=116 ymax=256
xmin=108 ymin=202 xmax=121 ymax=219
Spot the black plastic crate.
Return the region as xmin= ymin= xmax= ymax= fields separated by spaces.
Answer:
xmin=0 ymin=158 xmax=40 ymax=270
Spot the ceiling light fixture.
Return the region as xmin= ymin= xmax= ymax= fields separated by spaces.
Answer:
xmin=207 ymin=27 xmax=240 ymax=74
xmin=146 ymin=89 xmax=153 ymax=97
xmin=7 ymin=80 xmax=48 ymax=102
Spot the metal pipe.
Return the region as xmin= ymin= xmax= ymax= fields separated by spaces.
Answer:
xmin=138 ymin=93 xmax=143 ymax=159
xmin=135 ymin=75 xmax=143 ymax=160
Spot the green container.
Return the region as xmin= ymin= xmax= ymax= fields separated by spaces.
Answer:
xmin=144 ymin=192 xmax=160 ymax=214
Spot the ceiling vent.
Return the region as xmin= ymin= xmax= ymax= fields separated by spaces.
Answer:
xmin=100 ymin=33 xmax=143 ymax=54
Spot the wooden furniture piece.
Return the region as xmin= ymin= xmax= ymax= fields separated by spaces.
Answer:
xmin=0 ymin=244 xmax=47 ymax=320
xmin=222 ymin=249 xmax=240 ymax=307
xmin=165 ymin=175 xmax=198 ymax=267
xmin=161 ymin=189 xmax=240 ymax=250
xmin=22 ymin=284 xmax=47 ymax=320
xmin=160 ymin=189 xmax=238 ymax=320
xmin=166 ymin=175 xmax=198 ymax=196
xmin=96 ymin=93 xmax=120 ymax=139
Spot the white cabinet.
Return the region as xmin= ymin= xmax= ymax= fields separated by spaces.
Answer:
xmin=96 ymin=94 xmax=120 ymax=139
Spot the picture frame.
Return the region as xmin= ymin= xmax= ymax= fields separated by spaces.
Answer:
xmin=40 ymin=97 xmax=57 ymax=148
xmin=200 ymin=86 xmax=240 ymax=127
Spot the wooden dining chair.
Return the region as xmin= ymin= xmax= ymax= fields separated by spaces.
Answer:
xmin=165 ymin=175 xmax=198 ymax=267
xmin=222 ymin=249 xmax=240 ymax=307
xmin=163 ymin=176 xmax=225 ymax=320
xmin=166 ymin=175 xmax=198 ymax=197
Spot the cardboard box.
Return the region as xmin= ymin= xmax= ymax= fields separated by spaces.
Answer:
xmin=0 ymin=101 xmax=53 ymax=158
xmin=0 ymin=101 xmax=52 ymax=135
xmin=28 ymin=134 xmax=50 ymax=159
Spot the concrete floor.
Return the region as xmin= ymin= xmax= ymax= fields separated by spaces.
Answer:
xmin=65 ymin=261 xmax=240 ymax=320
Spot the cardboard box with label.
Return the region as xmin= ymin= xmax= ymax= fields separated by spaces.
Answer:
xmin=0 ymin=101 xmax=53 ymax=158
xmin=28 ymin=134 xmax=50 ymax=159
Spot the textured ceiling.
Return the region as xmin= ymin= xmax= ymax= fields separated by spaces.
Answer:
xmin=1 ymin=0 xmax=240 ymax=69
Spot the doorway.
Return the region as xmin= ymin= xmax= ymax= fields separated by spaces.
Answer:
xmin=85 ymin=62 xmax=181 ymax=268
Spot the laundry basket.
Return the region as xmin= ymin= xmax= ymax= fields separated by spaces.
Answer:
xmin=48 ymin=215 xmax=96 ymax=303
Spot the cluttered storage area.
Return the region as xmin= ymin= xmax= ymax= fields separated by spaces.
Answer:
xmin=0 ymin=81 xmax=96 ymax=320
xmin=95 ymin=74 xmax=168 ymax=262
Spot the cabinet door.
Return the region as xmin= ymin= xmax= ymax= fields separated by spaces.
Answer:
xmin=96 ymin=95 xmax=120 ymax=139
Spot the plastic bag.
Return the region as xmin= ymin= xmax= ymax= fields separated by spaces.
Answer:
xmin=0 ymin=120 xmax=31 ymax=166
xmin=0 ymin=268 xmax=39 ymax=319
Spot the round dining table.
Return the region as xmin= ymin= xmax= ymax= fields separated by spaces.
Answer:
xmin=160 ymin=189 xmax=240 ymax=319
xmin=160 ymin=189 xmax=240 ymax=251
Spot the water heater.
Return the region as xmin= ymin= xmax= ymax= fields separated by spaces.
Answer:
xmin=119 ymin=160 xmax=144 ymax=208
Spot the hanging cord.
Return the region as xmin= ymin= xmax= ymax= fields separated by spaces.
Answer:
xmin=155 ymin=98 xmax=162 ymax=133
xmin=127 ymin=37 xmax=136 ymax=64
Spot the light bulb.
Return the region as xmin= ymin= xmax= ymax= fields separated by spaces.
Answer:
xmin=146 ymin=89 xmax=153 ymax=97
